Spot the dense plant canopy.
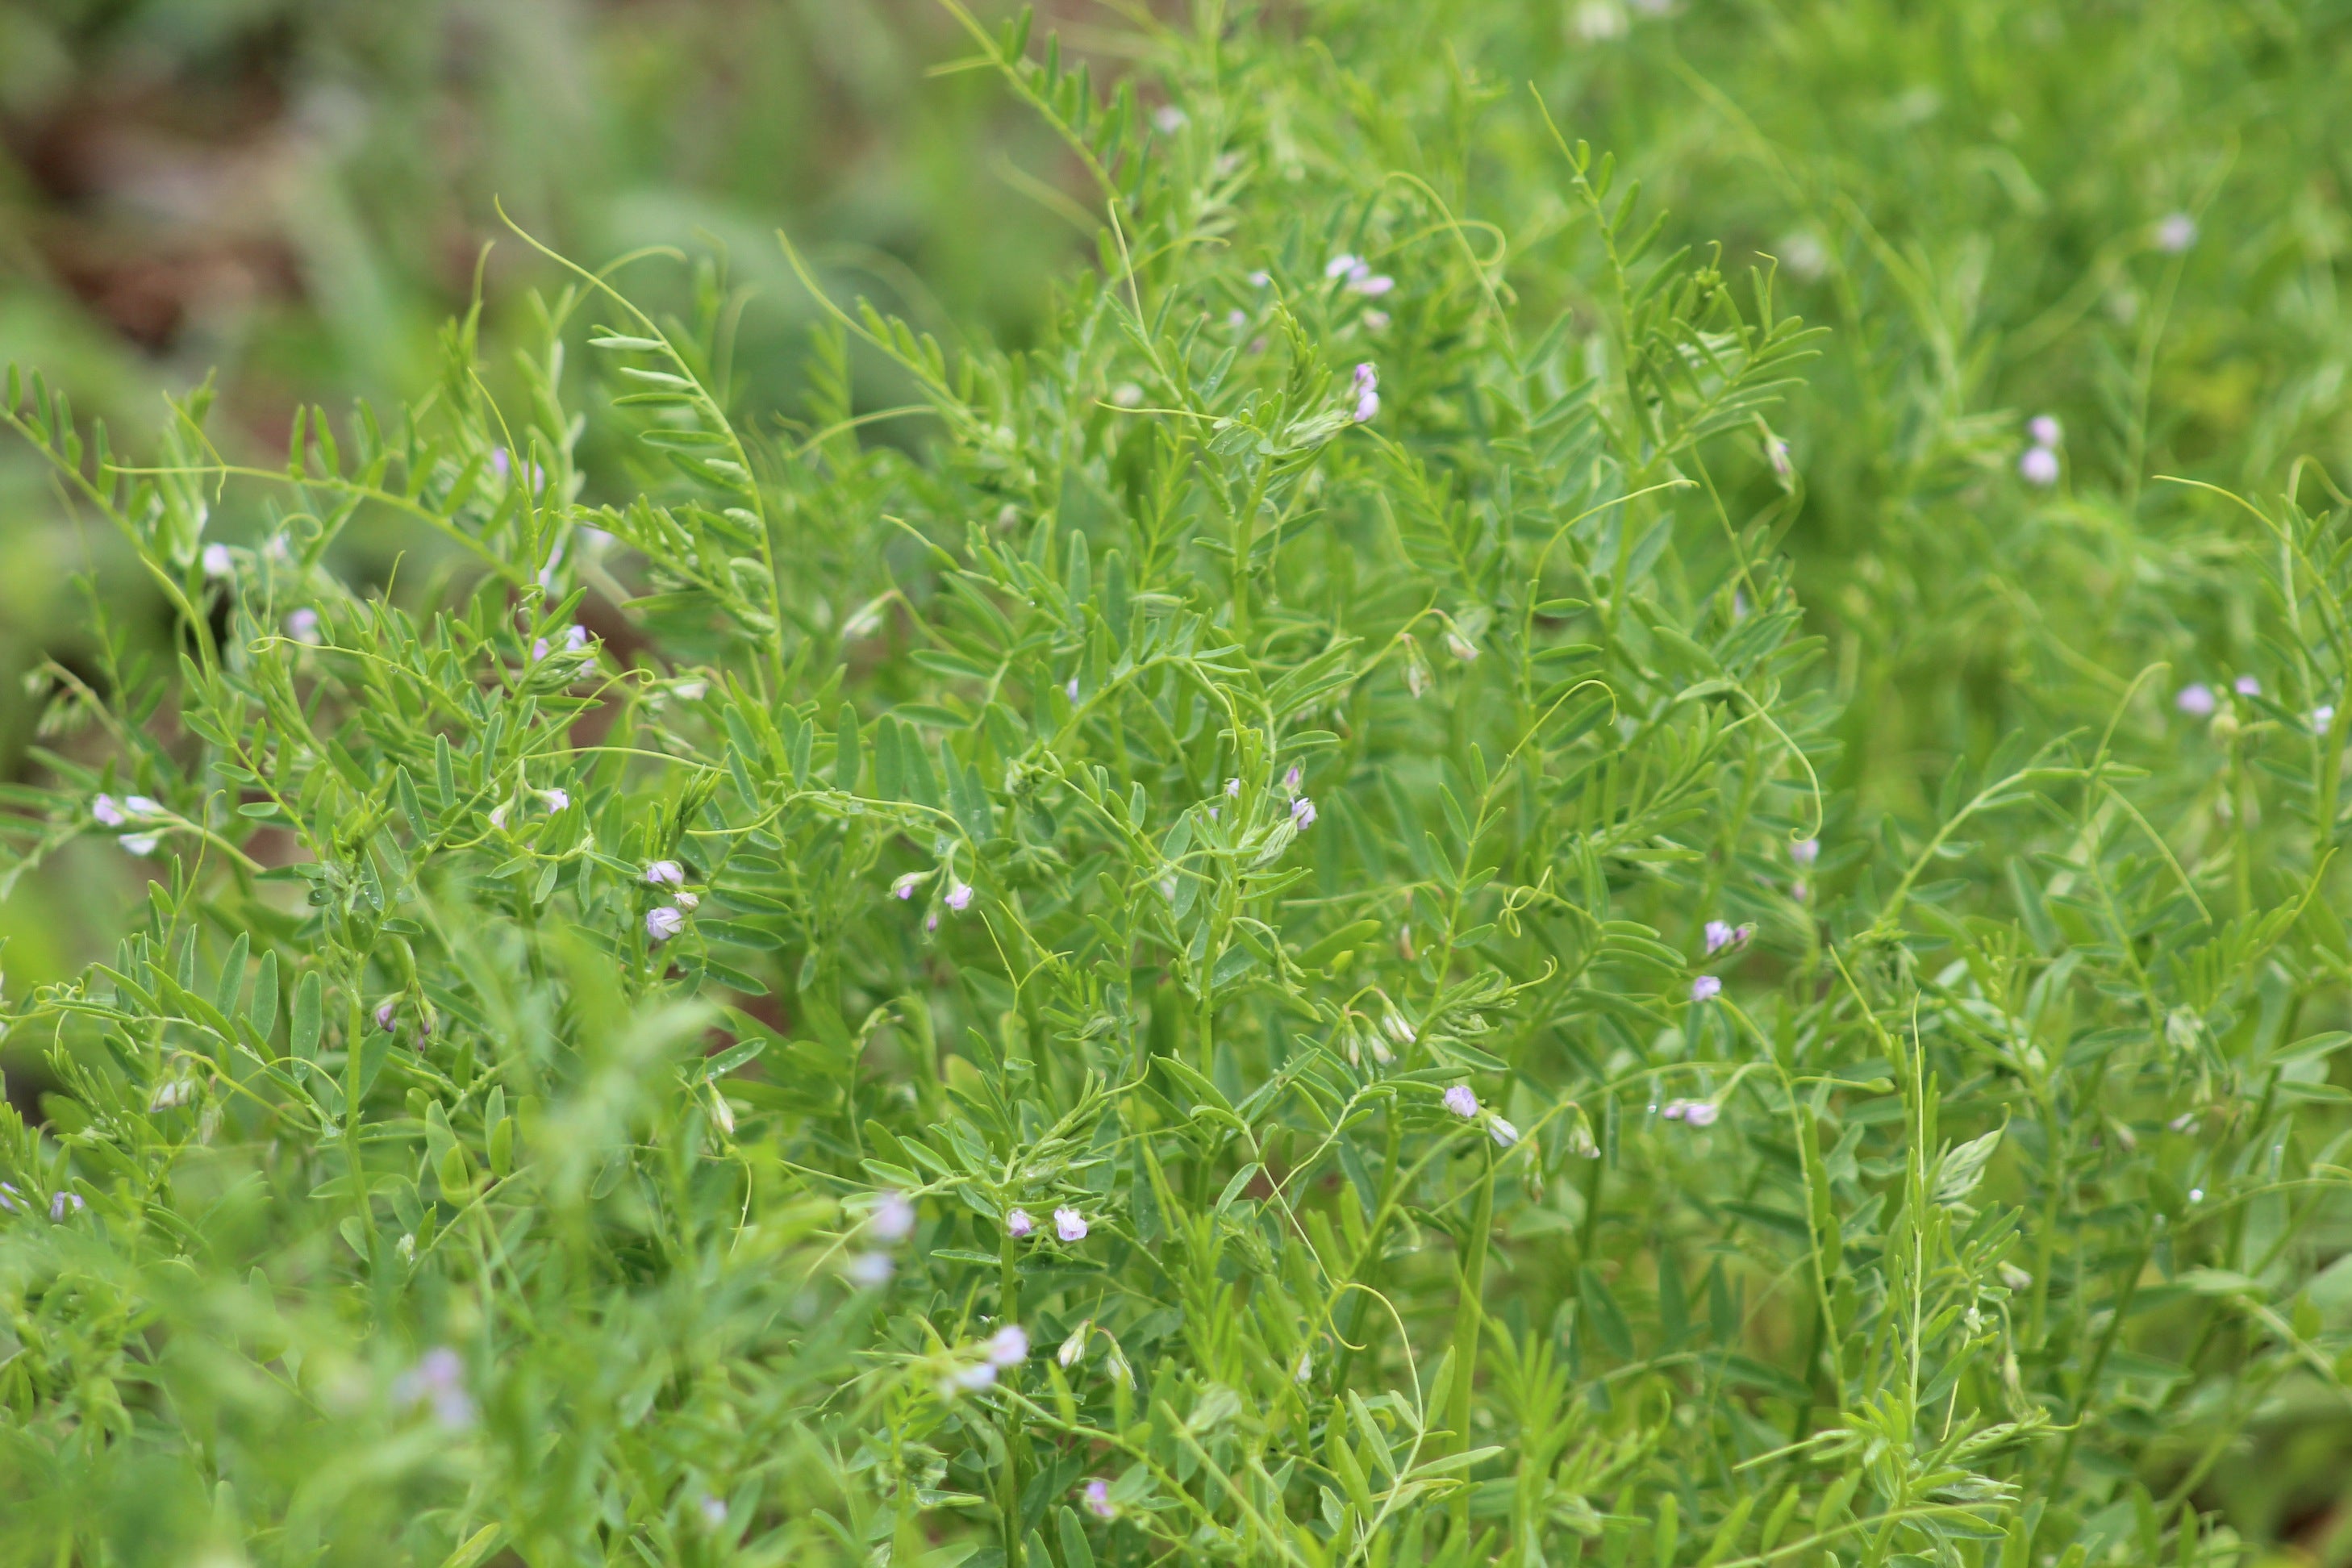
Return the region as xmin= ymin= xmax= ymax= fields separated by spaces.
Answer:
xmin=4 ymin=3 xmax=2352 ymax=1566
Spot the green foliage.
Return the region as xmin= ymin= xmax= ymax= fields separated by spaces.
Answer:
xmin=2 ymin=4 xmax=2352 ymax=1566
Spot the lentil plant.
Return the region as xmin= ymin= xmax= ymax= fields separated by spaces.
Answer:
xmin=4 ymin=4 xmax=2352 ymax=1567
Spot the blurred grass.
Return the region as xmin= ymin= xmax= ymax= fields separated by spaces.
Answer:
xmin=2 ymin=0 xmax=2351 ymax=1545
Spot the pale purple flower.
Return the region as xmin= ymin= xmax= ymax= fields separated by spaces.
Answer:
xmin=673 ymin=890 xmax=699 ymax=911
xmin=1490 ymin=1116 xmax=1520 ymax=1147
xmin=1664 ymin=1098 xmax=1720 ymax=1128
xmin=375 ymin=1000 xmax=397 ymax=1032
xmin=2176 ymin=683 xmax=2216 ymax=717
xmin=645 ymin=906 xmax=686 ymax=944
xmin=871 ymin=1191 xmax=916 ymax=1241
xmin=1006 ymin=1207 xmax=1035 ymax=1238
xmin=2156 ymin=212 xmax=2197 ymax=253
xmin=1353 ymin=362 xmax=1378 ymax=394
xmin=846 ymin=1252 xmax=894 ymax=1287
xmin=2234 ymin=675 xmax=2261 ymax=696
xmin=947 ymin=1361 xmax=997 ymax=1394
xmin=537 ymin=787 xmax=569 ymax=812
xmin=91 ymin=794 xmax=126 ymax=828
xmin=286 ymin=608 xmax=323 ymax=644
xmin=121 ymin=834 xmax=161 ymax=857
xmin=50 ymin=1191 xmax=83 ymax=1220
xmin=1066 ymin=677 xmax=1080 ymax=701
xmin=945 ymin=881 xmax=974 ymax=911
xmin=125 ymin=794 xmax=161 ymax=817
xmin=1225 ymin=777 xmax=1241 ymax=797
xmin=645 ymin=860 xmax=686 ymax=887
xmin=1444 ymin=1084 xmax=1479 ymax=1119
xmin=1704 ymin=920 xmax=1741 ymax=955
xmin=1247 ymin=270 xmax=1270 ymax=287
xmin=926 ymin=912 xmax=939 ymax=932
xmin=0 ymin=1183 xmax=16 ymax=1211
xmin=2317 ymin=705 xmax=2337 ymax=733
xmin=202 ymin=543 xmax=233 ymax=578
xmin=1362 ymin=309 xmax=1390 ymax=331
xmin=392 ymin=1347 xmax=473 ymax=1428
xmin=1227 ymin=309 xmax=1248 ymax=329
xmin=489 ymin=802 xmax=511 ymax=830
xmin=1790 ymin=838 xmax=1820 ymax=867
xmin=1690 ymin=975 xmax=1722 ymax=1003
xmin=1324 ymin=253 xmax=1361 ymax=279
xmin=1353 ymin=390 xmax=1380 ymax=423
xmin=1768 ymin=437 xmax=1792 ymax=477
xmin=2019 ymin=446 xmax=2060 ymax=486
xmin=699 ymin=1497 xmax=728 ymax=1528
xmin=1153 ymin=104 xmax=1187 ymax=132
xmin=532 ymin=638 xmax=548 ymax=661
xmin=1283 ymin=765 xmax=1302 ymax=794
xmin=1348 ymin=271 xmax=1395 ymax=297
xmin=984 ymin=1325 xmax=1030 ymax=1367
xmin=1291 ymin=796 xmax=1317 ymax=829
xmin=891 ymin=873 xmax=921 ymax=899
xmin=1053 ymin=1207 xmax=1089 ymax=1241
xmin=2027 ymin=415 xmax=2062 ymax=449
xmin=1083 ymin=1480 xmax=1116 ymax=1520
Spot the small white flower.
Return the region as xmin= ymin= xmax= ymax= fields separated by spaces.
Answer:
xmin=92 ymin=794 xmax=126 ymax=828
xmin=2019 ymin=446 xmax=2060 ymax=486
xmin=2028 ymin=415 xmax=2062 ymax=448
xmin=1347 ymin=272 xmax=1395 ymax=297
xmin=202 ymin=543 xmax=233 ymax=578
xmin=709 ymin=1091 xmax=736 ymax=1135
xmin=1790 ymin=838 xmax=1820 ymax=867
xmin=1362 ymin=309 xmax=1390 ymax=331
xmin=645 ymin=860 xmax=686 ymax=886
xmin=1998 ymin=1261 xmax=2033 ymax=1290
xmin=1058 ymin=1320 xmax=1091 ymax=1366
xmin=1053 ymin=1207 xmax=1089 ymax=1241
xmin=1111 ymin=382 xmax=1144 ymax=408
xmin=846 ymin=1252 xmax=894 ymax=1287
xmin=537 ymin=788 xmax=569 ymax=812
xmin=699 ymin=1496 xmax=728 ymax=1529
xmin=286 ymin=608 xmax=323 ymax=644
xmin=673 ymin=890 xmax=699 ymax=911
xmin=489 ymin=801 xmax=511 ymax=830
xmin=2315 ymin=705 xmax=2337 ymax=732
xmin=645 ymin=906 xmax=686 ymax=944
xmin=2234 ymin=675 xmax=2260 ymax=696
xmin=1324 ymin=253 xmax=1361 ymax=279
xmin=148 ymin=1078 xmax=194 ymax=1111
xmin=984 ymin=1325 xmax=1030 ymax=1367
xmin=1065 ymin=676 xmax=1081 ymax=701
xmin=673 ymin=681 xmax=708 ymax=702
xmin=1291 ymin=796 xmax=1317 ymax=829
xmin=2155 ymin=212 xmax=2197 ymax=253
xmin=1225 ymin=777 xmax=1241 ymax=797
xmin=871 ymin=1191 xmax=916 ymax=1241
xmin=1247 ymin=270 xmax=1270 ymax=287
xmin=1444 ymin=1084 xmax=1478 ymax=1119
xmin=121 ymin=833 xmax=161 ymax=857
xmin=1381 ymin=1010 xmax=1416 ymax=1047
xmin=1489 ymin=1116 xmax=1520 ymax=1146
xmin=1153 ymin=104 xmax=1187 ymax=132
xmin=1294 ymin=1349 xmax=1312 ymax=1382
xmin=1445 ymin=630 xmax=1479 ymax=663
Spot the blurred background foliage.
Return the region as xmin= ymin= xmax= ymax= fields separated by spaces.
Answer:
xmin=2 ymin=0 xmax=2351 ymax=1549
